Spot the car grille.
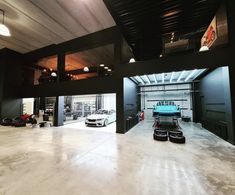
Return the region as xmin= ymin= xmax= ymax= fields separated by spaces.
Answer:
xmin=88 ymin=119 xmax=96 ymax=122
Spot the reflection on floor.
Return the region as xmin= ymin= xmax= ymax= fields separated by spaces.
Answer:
xmin=0 ymin=120 xmax=234 ymax=195
xmin=65 ymin=121 xmax=116 ymax=133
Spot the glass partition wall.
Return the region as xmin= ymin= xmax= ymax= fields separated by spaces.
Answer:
xmin=64 ymin=44 xmax=114 ymax=81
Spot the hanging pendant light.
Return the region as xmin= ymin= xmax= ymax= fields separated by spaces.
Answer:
xmin=0 ymin=9 xmax=11 ymax=37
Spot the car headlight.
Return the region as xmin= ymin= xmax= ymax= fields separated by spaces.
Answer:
xmin=97 ymin=118 xmax=104 ymax=121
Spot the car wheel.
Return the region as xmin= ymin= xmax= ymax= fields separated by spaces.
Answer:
xmin=169 ymin=130 xmax=183 ymax=136
xmin=154 ymin=129 xmax=167 ymax=135
xmin=153 ymin=133 xmax=168 ymax=141
xmin=104 ymin=119 xmax=108 ymax=126
xmin=169 ymin=135 xmax=185 ymax=144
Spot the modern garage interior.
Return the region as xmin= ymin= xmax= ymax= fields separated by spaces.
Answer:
xmin=0 ymin=0 xmax=235 ymax=194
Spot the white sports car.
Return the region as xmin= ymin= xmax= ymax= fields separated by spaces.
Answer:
xmin=85 ymin=109 xmax=116 ymax=127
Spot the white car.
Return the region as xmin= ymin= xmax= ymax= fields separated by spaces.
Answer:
xmin=85 ymin=109 xmax=116 ymax=127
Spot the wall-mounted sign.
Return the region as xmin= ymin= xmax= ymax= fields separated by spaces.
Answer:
xmin=201 ymin=16 xmax=217 ymax=48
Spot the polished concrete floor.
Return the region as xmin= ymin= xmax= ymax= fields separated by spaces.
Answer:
xmin=0 ymin=120 xmax=234 ymax=195
xmin=65 ymin=121 xmax=116 ymax=133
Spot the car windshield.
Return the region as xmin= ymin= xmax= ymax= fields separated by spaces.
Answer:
xmin=94 ymin=110 xmax=109 ymax=114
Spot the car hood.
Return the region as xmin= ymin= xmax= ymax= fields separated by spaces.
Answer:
xmin=87 ymin=114 xmax=108 ymax=119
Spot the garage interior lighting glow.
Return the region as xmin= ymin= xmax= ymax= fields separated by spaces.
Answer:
xmin=135 ymin=76 xmax=145 ymax=85
xmin=100 ymin=64 xmax=105 ymax=67
xmin=153 ymin=74 xmax=157 ymax=84
xmin=177 ymin=70 xmax=185 ymax=82
xmin=131 ymin=68 xmax=207 ymax=86
xmin=104 ymin=66 xmax=108 ymax=69
xmin=144 ymin=75 xmax=151 ymax=84
xmin=185 ymin=69 xmax=197 ymax=82
xmin=193 ymin=69 xmax=206 ymax=79
xmin=170 ymin=72 xmax=174 ymax=83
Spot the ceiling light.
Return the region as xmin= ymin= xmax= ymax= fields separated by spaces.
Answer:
xmin=177 ymin=70 xmax=185 ymax=82
xmin=107 ymin=69 xmax=112 ymax=72
xmin=171 ymin=32 xmax=174 ymax=36
xmin=83 ymin=67 xmax=89 ymax=72
xmin=159 ymin=54 xmax=163 ymax=58
xmin=199 ymin=46 xmax=209 ymax=52
xmin=170 ymin=40 xmax=173 ymax=43
xmin=43 ymin=69 xmax=47 ymax=72
xmin=129 ymin=58 xmax=135 ymax=63
xmin=104 ymin=66 xmax=108 ymax=70
xmin=162 ymin=73 xmax=164 ymax=83
xmin=185 ymin=69 xmax=198 ymax=82
xmin=0 ymin=10 xmax=11 ymax=36
xmin=49 ymin=68 xmax=53 ymax=71
xmin=170 ymin=72 xmax=174 ymax=83
xmin=51 ymin=72 xmax=57 ymax=77
xmin=100 ymin=64 xmax=105 ymax=67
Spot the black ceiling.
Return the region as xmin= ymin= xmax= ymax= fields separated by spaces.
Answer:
xmin=104 ymin=0 xmax=223 ymax=61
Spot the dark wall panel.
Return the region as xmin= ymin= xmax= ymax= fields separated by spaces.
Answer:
xmin=123 ymin=78 xmax=138 ymax=132
xmin=199 ymin=67 xmax=234 ymax=143
xmin=0 ymin=49 xmax=24 ymax=119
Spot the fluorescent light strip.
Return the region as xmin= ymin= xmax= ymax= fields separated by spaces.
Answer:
xmin=177 ymin=70 xmax=185 ymax=82
xmin=193 ymin=69 xmax=206 ymax=80
xmin=144 ymin=75 xmax=151 ymax=84
xmin=185 ymin=69 xmax=198 ymax=82
xmin=162 ymin=73 xmax=164 ymax=83
xmin=153 ymin=74 xmax=157 ymax=84
xmin=135 ymin=76 xmax=145 ymax=85
xmin=170 ymin=72 xmax=174 ymax=83
xmin=131 ymin=77 xmax=139 ymax=84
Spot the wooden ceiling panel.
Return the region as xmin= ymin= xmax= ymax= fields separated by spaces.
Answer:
xmin=37 ymin=55 xmax=58 ymax=71
xmin=65 ymin=44 xmax=114 ymax=71
xmin=81 ymin=0 xmax=115 ymax=28
xmin=3 ymin=0 xmax=75 ymax=41
xmin=0 ymin=0 xmax=115 ymax=53
xmin=57 ymin=0 xmax=105 ymax=33
xmin=29 ymin=0 xmax=88 ymax=36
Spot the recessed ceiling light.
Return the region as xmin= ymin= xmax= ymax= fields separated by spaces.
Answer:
xmin=100 ymin=64 xmax=105 ymax=67
xmin=104 ymin=66 xmax=108 ymax=70
xmin=159 ymin=54 xmax=163 ymax=58
xmin=108 ymin=69 xmax=112 ymax=72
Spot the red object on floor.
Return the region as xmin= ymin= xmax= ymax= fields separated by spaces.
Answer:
xmin=20 ymin=114 xmax=32 ymax=121
xmin=140 ymin=111 xmax=144 ymax=121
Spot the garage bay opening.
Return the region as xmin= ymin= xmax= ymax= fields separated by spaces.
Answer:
xmin=63 ymin=93 xmax=116 ymax=133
